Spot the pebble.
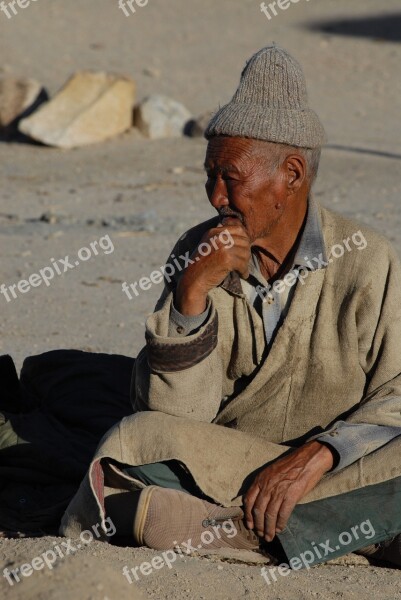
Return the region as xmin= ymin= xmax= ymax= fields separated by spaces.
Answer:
xmin=142 ymin=67 xmax=161 ymax=78
xmin=184 ymin=110 xmax=214 ymax=137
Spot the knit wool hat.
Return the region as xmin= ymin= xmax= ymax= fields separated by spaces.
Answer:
xmin=204 ymin=45 xmax=326 ymax=148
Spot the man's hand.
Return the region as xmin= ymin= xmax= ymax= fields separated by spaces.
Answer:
xmin=244 ymin=441 xmax=334 ymax=542
xmin=175 ymin=217 xmax=251 ymax=316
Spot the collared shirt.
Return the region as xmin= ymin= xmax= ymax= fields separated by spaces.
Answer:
xmin=242 ymin=194 xmax=327 ymax=345
xmin=168 ymin=197 xmax=401 ymax=472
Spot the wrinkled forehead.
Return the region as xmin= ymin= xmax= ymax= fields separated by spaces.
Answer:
xmin=204 ymin=136 xmax=262 ymax=170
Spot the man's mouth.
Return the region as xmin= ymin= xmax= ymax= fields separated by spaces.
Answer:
xmin=218 ymin=209 xmax=243 ymax=224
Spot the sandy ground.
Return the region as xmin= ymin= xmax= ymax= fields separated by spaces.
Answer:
xmin=0 ymin=0 xmax=401 ymax=598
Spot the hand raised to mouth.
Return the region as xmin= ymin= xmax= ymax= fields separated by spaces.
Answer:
xmin=174 ymin=219 xmax=251 ymax=316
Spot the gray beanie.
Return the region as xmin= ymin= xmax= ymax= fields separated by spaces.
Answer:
xmin=205 ymin=45 xmax=326 ymax=149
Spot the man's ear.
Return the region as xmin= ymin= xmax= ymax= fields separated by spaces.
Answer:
xmin=286 ymin=154 xmax=306 ymax=195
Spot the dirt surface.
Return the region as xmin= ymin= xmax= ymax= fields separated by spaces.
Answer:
xmin=0 ymin=0 xmax=401 ymax=598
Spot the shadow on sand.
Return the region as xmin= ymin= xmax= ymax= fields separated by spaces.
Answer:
xmin=306 ymin=13 xmax=401 ymax=43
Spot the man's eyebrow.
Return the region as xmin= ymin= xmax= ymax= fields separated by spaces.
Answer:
xmin=203 ymin=164 xmax=240 ymax=174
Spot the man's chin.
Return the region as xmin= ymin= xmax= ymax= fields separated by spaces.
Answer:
xmin=250 ymin=230 xmax=272 ymax=245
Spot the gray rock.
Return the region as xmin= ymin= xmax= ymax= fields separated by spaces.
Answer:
xmin=19 ymin=71 xmax=136 ymax=148
xmin=135 ymin=94 xmax=192 ymax=139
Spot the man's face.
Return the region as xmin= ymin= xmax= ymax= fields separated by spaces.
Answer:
xmin=204 ymin=136 xmax=288 ymax=244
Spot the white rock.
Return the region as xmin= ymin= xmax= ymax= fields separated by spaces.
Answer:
xmin=19 ymin=71 xmax=136 ymax=148
xmin=0 ymin=77 xmax=47 ymax=130
xmin=135 ymin=94 xmax=192 ymax=139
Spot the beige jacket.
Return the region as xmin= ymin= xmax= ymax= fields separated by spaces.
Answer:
xmin=61 ymin=202 xmax=401 ymax=539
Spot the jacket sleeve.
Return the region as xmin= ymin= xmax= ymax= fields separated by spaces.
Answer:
xmin=315 ymin=421 xmax=401 ymax=472
xmin=131 ymin=234 xmax=225 ymax=422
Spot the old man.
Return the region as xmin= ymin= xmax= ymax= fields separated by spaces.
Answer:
xmin=61 ymin=46 xmax=401 ymax=568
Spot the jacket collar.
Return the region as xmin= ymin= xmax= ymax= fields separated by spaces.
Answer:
xmin=293 ymin=194 xmax=327 ymax=270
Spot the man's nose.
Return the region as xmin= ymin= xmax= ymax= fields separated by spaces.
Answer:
xmin=208 ymin=176 xmax=229 ymax=210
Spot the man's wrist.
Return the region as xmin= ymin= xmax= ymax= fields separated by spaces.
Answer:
xmin=175 ymin=281 xmax=209 ymax=316
xmin=169 ymin=300 xmax=210 ymax=337
xmin=310 ymin=440 xmax=335 ymax=472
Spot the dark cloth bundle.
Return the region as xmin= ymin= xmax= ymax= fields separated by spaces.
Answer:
xmin=0 ymin=350 xmax=134 ymax=536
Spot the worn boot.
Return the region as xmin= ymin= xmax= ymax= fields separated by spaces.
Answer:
xmin=356 ymin=534 xmax=401 ymax=567
xmin=133 ymin=485 xmax=260 ymax=552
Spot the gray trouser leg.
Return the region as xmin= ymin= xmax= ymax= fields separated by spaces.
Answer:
xmin=123 ymin=460 xmax=204 ymax=496
xmin=277 ymin=475 xmax=401 ymax=568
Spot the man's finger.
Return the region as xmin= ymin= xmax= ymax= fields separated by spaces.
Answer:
xmin=243 ymin=485 xmax=259 ymax=529
xmin=208 ymin=229 xmax=250 ymax=249
xmin=238 ymin=266 xmax=250 ymax=279
xmin=275 ymin=496 xmax=297 ymax=535
xmin=252 ymin=493 xmax=271 ymax=537
xmin=265 ymin=489 xmax=293 ymax=542
xmin=265 ymin=491 xmax=298 ymax=542
xmin=264 ymin=495 xmax=285 ymax=541
xmin=220 ymin=219 xmax=250 ymax=240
